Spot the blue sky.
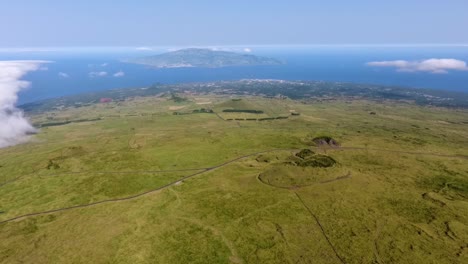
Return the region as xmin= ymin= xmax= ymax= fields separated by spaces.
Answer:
xmin=1 ymin=0 xmax=467 ymax=47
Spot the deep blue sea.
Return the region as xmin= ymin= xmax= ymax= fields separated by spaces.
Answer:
xmin=1 ymin=46 xmax=467 ymax=104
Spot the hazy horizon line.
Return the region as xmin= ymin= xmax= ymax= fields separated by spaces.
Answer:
xmin=1 ymin=43 xmax=468 ymax=51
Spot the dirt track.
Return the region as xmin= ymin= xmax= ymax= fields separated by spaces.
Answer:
xmin=295 ymin=192 xmax=347 ymax=264
xmin=1 ymin=146 xmax=466 ymax=224
xmin=0 ymin=148 xmax=298 ymax=224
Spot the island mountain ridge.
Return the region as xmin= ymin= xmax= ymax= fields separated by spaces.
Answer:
xmin=124 ymin=48 xmax=283 ymax=68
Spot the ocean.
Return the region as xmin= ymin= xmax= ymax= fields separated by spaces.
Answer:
xmin=2 ymin=46 xmax=467 ymax=104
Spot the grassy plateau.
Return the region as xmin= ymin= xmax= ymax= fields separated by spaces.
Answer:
xmin=1 ymin=93 xmax=467 ymax=263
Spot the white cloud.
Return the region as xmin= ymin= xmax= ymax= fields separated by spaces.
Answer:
xmin=208 ymin=47 xmax=254 ymax=53
xmin=136 ymin=47 xmax=153 ymax=51
xmin=89 ymin=71 xmax=108 ymax=77
xmin=167 ymin=47 xmax=253 ymax=53
xmin=0 ymin=60 xmax=49 ymax=148
xmin=58 ymin=72 xmax=69 ymax=78
xmin=367 ymin=58 xmax=468 ymax=74
xmin=113 ymin=71 xmax=125 ymax=77
xmin=210 ymin=47 xmax=235 ymax=52
xmin=101 ymin=63 xmax=108 ymax=67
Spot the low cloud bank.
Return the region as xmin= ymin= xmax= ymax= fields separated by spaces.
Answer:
xmin=136 ymin=47 xmax=153 ymax=51
xmin=367 ymin=58 xmax=468 ymax=73
xmin=58 ymin=72 xmax=69 ymax=78
xmin=113 ymin=71 xmax=125 ymax=77
xmin=0 ymin=60 xmax=49 ymax=148
xmin=89 ymin=71 xmax=108 ymax=77
xmin=210 ymin=47 xmax=253 ymax=53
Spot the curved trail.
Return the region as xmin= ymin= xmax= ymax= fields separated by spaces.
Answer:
xmin=1 ymin=146 xmax=465 ymax=188
xmin=0 ymin=168 xmax=212 ymax=195
xmin=1 ymin=146 xmax=466 ymax=224
xmin=0 ymin=148 xmax=298 ymax=224
xmin=257 ymin=172 xmax=352 ymax=190
xmin=0 ymin=168 xmax=208 ymax=189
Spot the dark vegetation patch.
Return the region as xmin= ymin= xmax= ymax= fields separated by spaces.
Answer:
xmin=192 ymin=108 xmax=214 ymax=113
xmin=258 ymin=117 xmax=286 ymax=121
xmin=222 ymin=109 xmax=264 ymax=114
xmin=256 ymin=154 xmax=277 ymax=163
xmin=169 ymin=92 xmax=188 ymax=103
xmin=303 ymin=135 xmax=340 ymax=147
xmin=46 ymin=159 xmax=60 ymax=170
xmin=312 ymin=136 xmax=340 ymax=147
xmin=173 ymin=108 xmax=214 ymax=115
xmin=297 ymin=154 xmax=337 ymax=168
xmin=287 ymin=149 xmax=337 ymax=168
xmin=224 ymin=116 xmax=290 ymax=121
xmin=37 ymin=118 xmax=102 ymax=128
xmin=216 ymin=98 xmax=260 ymax=110
xmin=295 ymin=149 xmax=315 ymax=159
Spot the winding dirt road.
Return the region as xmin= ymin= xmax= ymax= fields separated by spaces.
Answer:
xmin=0 ymin=148 xmax=298 ymax=224
xmin=1 ymin=146 xmax=466 ymax=224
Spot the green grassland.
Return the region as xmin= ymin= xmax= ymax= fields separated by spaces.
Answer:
xmin=212 ymin=97 xmax=291 ymax=120
xmin=1 ymin=94 xmax=468 ymax=263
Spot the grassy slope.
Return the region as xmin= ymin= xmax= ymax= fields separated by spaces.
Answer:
xmin=1 ymin=95 xmax=467 ymax=263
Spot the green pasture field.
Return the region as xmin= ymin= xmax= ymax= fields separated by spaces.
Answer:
xmin=1 ymin=94 xmax=467 ymax=263
xmin=212 ymin=97 xmax=291 ymax=120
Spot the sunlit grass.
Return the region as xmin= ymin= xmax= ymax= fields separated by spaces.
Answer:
xmin=0 ymin=95 xmax=467 ymax=263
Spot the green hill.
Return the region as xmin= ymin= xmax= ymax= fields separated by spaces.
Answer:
xmin=124 ymin=48 xmax=283 ymax=68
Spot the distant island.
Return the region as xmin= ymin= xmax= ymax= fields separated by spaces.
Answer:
xmin=124 ymin=48 xmax=283 ymax=68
